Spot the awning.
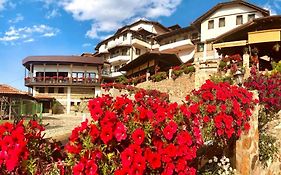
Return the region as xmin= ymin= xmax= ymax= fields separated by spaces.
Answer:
xmin=213 ymin=40 xmax=247 ymax=49
xmin=248 ymin=29 xmax=281 ymax=44
xmin=119 ymin=51 xmax=182 ymax=73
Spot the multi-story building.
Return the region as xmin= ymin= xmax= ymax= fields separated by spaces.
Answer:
xmin=95 ymin=19 xmax=170 ymax=81
xmin=191 ymin=0 xmax=270 ymax=62
xmin=22 ymin=55 xmax=103 ymax=114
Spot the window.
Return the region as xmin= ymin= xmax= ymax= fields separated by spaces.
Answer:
xmin=123 ymin=34 xmax=127 ymax=41
xmin=236 ymin=15 xmax=243 ymax=25
xmin=86 ymin=72 xmax=96 ymax=78
xmin=37 ymin=87 xmax=45 ymax=93
xmin=48 ymin=87 xmax=54 ymax=93
xmin=219 ymin=17 xmax=225 ymax=27
xmin=197 ymin=43 xmax=204 ymax=52
xmin=58 ymin=87 xmax=64 ymax=94
xmin=248 ymin=14 xmax=255 ymax=21
xmin=208 ymin=20 xmax=214 ymax=29
xmin=71 ymin=102 xmax=75 ymax=106
xmin=136 ymin=48 xmax=141 ymax=55
xmin=121 ymin=49 xmax=128 ymax=55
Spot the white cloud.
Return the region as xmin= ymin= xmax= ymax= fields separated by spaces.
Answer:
xmin=82 ymin=43 xmax=91 ymax=47
xmin=8 ymin=13 xmax=24 ymax=23
xmin=45 ymin=0 xmax=182 ymax=39
xmin=264 ymin=0 xmax=281 ymax=15
xmin=0 ymin=0 xmax=7 ymax=10
xmin=0 ymin=25 xmax=60 ymax=44
xmin=24 ymin=38 xmax=35 ymax=43
xmin=45 ymin=8 xmax=61 ymax=19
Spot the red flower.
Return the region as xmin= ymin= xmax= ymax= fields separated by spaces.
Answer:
xmin=147 ymin=152 xmax=161 ymax=170
xmin=114 ymin=122 xmax=127 ymax=142
xmin=132 ymin=128 xmax=145 ymax=145
xmin=100 ymin=127 xmax=113 ymax=144
xmin=177 ymin=131 xmax=192 ymax=146
xmin=163 ymin=121 xmax=177 ymax=140
xmin=121 ymin=148 xmax=133 ymax=167
xmin=89 ymin=124 xmax=99 ymax=142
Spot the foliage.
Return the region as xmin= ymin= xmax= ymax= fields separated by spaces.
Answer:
xmin=172 ymin=64 xmax=195 ymax=80
xmin=210 ymin=74 xmax=234 ymax=85
xmin=271 ymin=60 xmax=281 ymax=74
xmin=150 ymin=72 xmax=167 ymax=82
xmin=218 ymin=61 xmax=227 ymax=70
xmin=115 ymin=75 xmax=128 ymax=84
xmin=0 ymin=120 xmax=64 ymax=174
xmin=259 ymin=133 xmax=279 ymax=167
xmin=65 ymin=81 xmax=256 ymax=174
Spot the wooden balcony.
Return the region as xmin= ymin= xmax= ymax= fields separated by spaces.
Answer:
xmin=24 ymin=76 xmax=101 ymax=87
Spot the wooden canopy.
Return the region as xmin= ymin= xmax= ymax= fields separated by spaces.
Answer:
xmin=119 ymin=51 xmax=182 ymax=76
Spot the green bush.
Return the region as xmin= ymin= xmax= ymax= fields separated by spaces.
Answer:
xmin=219 ymin=61 xmax=227 ymax=70
xmin=116 ymin=75 xmax=128 ymax=84
xmin=150 ymin=72 xmax=167 ymax=82
xmin=183 ymin=65 xmax=195 ymax=74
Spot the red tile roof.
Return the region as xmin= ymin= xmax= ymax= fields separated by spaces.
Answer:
xmin=0 ymin=84 xmax=28 ymax=95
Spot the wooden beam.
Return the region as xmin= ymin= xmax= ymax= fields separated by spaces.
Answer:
xmin=43 ymin=63 xmax=46 ymax=83
xmin=8 ymin=98 xmax=12 ymax=120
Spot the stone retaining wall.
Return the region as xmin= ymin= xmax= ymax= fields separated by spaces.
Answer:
xmin=136 ymin=73 xmax=195 ymax=103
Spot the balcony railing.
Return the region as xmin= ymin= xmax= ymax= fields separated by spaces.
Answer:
xmin=24 ymin=76 xmax=100 ymax=87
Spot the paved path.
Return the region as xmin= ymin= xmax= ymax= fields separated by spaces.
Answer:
xmin=42 ymin=113 xmax=90 ymax=143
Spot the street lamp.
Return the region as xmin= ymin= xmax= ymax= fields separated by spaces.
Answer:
xmin=234 ymin=69 xmax=244 ymax=86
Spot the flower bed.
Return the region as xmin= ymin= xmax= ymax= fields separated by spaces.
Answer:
xmin=172 ymin=63 xmax=195 ymax=80
xmin=0 ymin=81 xmax=257 ymax=174
xmin=66 ymin=81 xmax=256 ymax=174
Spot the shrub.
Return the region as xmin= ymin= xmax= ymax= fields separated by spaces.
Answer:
xmin=0 ymin=120 xmax=64 ymax=174
xmin=244 ymin=68 xmax=281 ymax=166
xmin=150 ymin=72 xmax=167 ymax=82
xmin=65 ymin=81 xmax=256 ymax=174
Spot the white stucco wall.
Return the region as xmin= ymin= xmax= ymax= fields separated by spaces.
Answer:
xmin=177 ymin=49 xmax=195 ymax=63
xmin=200 ymin=5 xmax=264 ymax=42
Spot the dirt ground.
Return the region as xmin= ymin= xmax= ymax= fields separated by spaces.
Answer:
xmin=42 ymin=113 xmax=91 ymax=143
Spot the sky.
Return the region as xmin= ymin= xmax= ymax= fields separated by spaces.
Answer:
xmin=0 ymin=0 xmax=280 ymax=90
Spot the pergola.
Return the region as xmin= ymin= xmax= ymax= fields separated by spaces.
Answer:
xmin=0 ymin=84 xmax=37 ymax=120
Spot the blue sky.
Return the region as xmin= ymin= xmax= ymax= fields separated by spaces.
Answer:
xmin=0 ymin=0 xmax=280 ymax=90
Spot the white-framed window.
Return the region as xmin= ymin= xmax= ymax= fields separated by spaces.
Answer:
xmin=208 ymin=20 xmax=214 ymax=29
xmin=219 ymin=17 xmax=225 ymax=27
xmin=236 ymin=15 xmax=243 ymax=25
xmin=248 ymin=14 xmax=255 ymax=21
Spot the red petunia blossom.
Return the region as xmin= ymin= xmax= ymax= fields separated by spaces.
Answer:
xmin=203 ymin=116 xmax=210 ymax=123
xmin=89 ymin=124 xmax=99 ymax=142
xmin=132 ymin=155 xmax=146 ymax=172
xmin=207 ymin=104 xmax=216 ymax=113
xmin=177 ymin=131 xmax=192 ymax=146
xmin=120 ymin=148 xmax=133 ymax=167
xmin=132 ymin=128 xmax=145 ymax=145
xmin=147 ymin=152 xmax=161 ymax=170
xmin=100 ymin=127 xmax=113 ymax=144
xmin=189 ymin=103 xmax=199 ymax=114
xmin=114 ymin=122 xmax=127 ymax=142
xmin=163 ymin=125 xmax=175 ymax=140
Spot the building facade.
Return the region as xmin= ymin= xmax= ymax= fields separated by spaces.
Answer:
xmin=23 ymin=55 xmax=103 ymax=114
xmin=95 ymin=20 xmax=170 ymax=81
xmin=192 ymin=0 xmax=270 ymax=62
